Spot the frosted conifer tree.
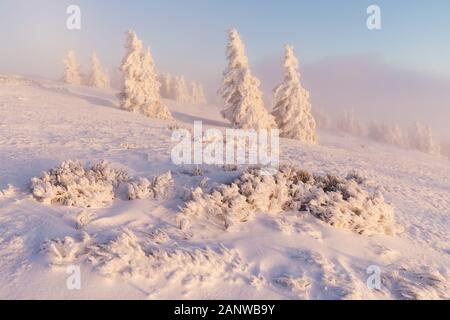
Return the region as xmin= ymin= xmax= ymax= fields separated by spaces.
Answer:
xmin=272 ymin=45 xmax=317 ymax=143
xmin=140 ymin=48 xmax=172 ymax=120
xmin=337 ymin=110 xmax=364 ymax=136
xmin=409 ymin=121 xmax=440 ymax=155
xmin=87 ymin=52 xmax=109 ymax=89
xmin=173 ymin=76 xmax=190 ymax=104
xmin=159 ymin=73 xmax=173 ymax=99
xmin=63 ymin=50 xmax=82 ymax=85
xmin=118 ymin=30 xmax=144 ymax=113
xmin=219 ymin=28 xmax=275 ymax=130
xmin=118 ymin=31 xmax=172 ymax=120
xmin=191 ymin=81 xmax=207 ymax=105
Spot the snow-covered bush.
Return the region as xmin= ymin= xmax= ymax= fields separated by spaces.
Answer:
xmin=0 ymin=184 xmax=16 ymax=197
xmin=31 ymin=160 xmax=129 ymax=208
xmin=86 ymin=52 xmax=109 ymax=89
xmin=309 ymin=174 xmax=396 ymax=235
xmin=63 ymin=50 xmax=82 ymax=85
xmin=127 ymin=171 xmax=173 ymax=200
xmin=219 ymin=28 xmax=276 ymax=130
xmin=272 ymin=45 xmax=317 ymax=143
xmin=180 ymin=166 xmax=397 ymax=235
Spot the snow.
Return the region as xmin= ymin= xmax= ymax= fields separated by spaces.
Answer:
xmin=0 ymin=75 xmax=449 ymax=299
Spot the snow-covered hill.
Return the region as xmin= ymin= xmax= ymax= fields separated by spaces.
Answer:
xmin=0 ymin=75 xmax=449 ymax=299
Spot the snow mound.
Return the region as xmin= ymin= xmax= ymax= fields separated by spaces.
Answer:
xmin=127 ymin=171 xmax=173 ymax=200
xmin=31 ymin=160 xmax=129 ymax=208
xmin=180 ymin=166 xmax=398 ymax=235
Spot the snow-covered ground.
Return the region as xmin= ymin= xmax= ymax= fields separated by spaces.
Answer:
xmin=0 ymin=75 xmax=449 ymax=300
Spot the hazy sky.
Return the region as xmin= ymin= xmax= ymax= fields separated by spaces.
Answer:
xmin=1 ymin=0 xmax=449 ymax=138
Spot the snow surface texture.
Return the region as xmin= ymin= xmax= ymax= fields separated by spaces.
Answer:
xmin=180 ymin=166 xmax=398 ymax=236
xmin=0 ymin=75 xmax=449 ymax=300
xmin=31 ymin=160 xmax=129 ymax=208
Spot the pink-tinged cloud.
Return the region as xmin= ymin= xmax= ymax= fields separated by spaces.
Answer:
xmin=253 ymin=54 xmax=450 ymax=140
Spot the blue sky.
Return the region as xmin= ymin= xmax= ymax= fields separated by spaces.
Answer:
xmin=1 ymin=0 xmax=450 ymax=79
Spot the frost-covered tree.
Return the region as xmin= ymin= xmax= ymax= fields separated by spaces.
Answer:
xmin=159 ymin=73 xmax=173 ymax=99
xmin=118 ymin=30 xmax=171 ymax=120
xmin=87 ymin=52 xmax=109 ymax=89
xmin=336 ymin=110 xmax=365 ymax=136
xmin=63 ymin=50 xmax=82 ymax=85
xmin=368 ymin=121 xmax=406 ymax=147
xmin=173 ymin=75 xmax=190 ymax=104
xmin=409 ymin=121 xmax=440 ymax=155
xmin=313 ymin=106 xmax=332 ymax=130
xmin=272 ymin=45 xmax=317 ymax=143
xmin=219 ymin=28 xmax=275 ymax=130
xmin=118 ymin=30 xmax=144 ymax=112
xmin=191 ymin=81 xmax=207 ymax=105
xmin=140 ymin=48 xmax=172 ymax=119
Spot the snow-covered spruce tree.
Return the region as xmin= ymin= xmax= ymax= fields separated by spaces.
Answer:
xmin=63 ymin=50 xmax=82 ymax=85
xmin=87 ymin=52 xmax=110 ymax=89
xmin=368 ymin=121 xmax=406 ymax=147
xmin=191 ymin=81 xmax=207 ymax=105
xmin=140 ymin=48 xmax=172 ymax=120
xmin=118 ymin=31 xmax=172 ymax=120
xmin=409 ymin=121 xmax=440 ymax=155
xmin=219 ymin=28 xmax=275 ymax=130
xmin=173 ymin=75 xmax=190 ymax=104
xmin=118 ymin=30 xmax=144 ymax=113
xmin=272 ymin=45 xmax=317 ymax=142
xmin=336 ymin=110 xmax=365 ymax=136
xmin=159 ymin=73 xmax=173 ymax=99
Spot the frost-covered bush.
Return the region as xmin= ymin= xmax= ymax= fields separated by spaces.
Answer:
xmin=127 ymin=171 xmax=173 ymax=200
xmin=180 ymin=166 xmax=397 ymax=235
xmin=0 ymin=184 xmax=16 ymax=197
xmin=309 ymin=175 xmax=396 ymax=235
xmin=31 ymin=160 xmax=129 ymax=208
